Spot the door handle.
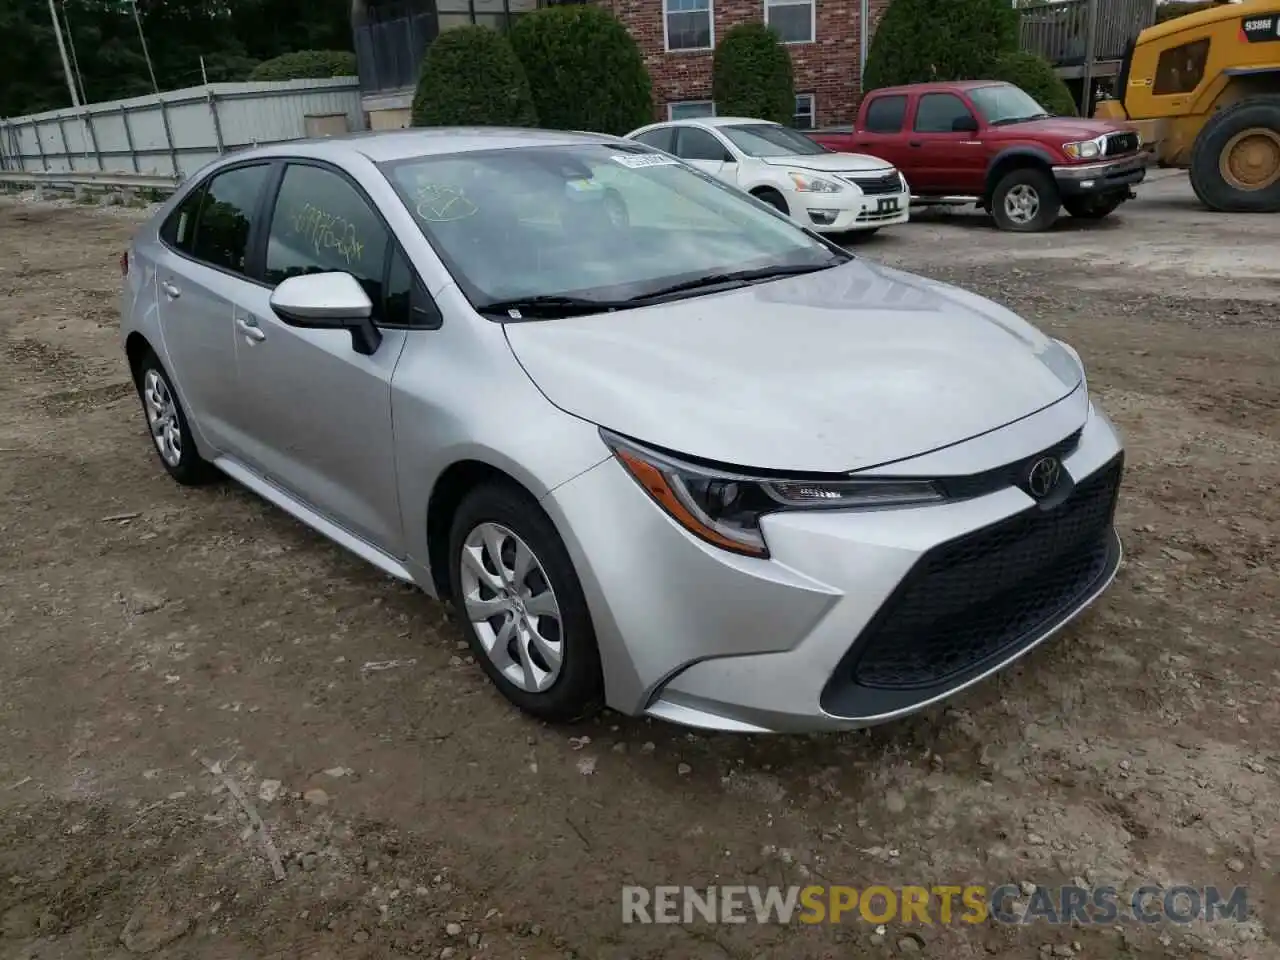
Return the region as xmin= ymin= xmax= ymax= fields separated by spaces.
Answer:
xmin=908 ymin=141 xmax=923 ymax=148
xmin=161 ymin=281 xmax=181 ymax=300
xmin=236 ymin=315 xmax=266 ymax=343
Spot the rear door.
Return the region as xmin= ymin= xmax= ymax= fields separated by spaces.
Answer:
xmin=153 ymin=162 xmax=275 ymax=452
xmin=226 ymin=160 xmax=424 ymax=556
xmin=907 ymin=92 xmax=987 ymax=195
xmin=847 ymin=93 xmax=911 ymax=172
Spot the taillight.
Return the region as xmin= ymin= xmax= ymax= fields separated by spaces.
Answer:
xmin=120 ymin=250 xmax=129 ymax=277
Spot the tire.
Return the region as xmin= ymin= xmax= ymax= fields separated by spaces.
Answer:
xmin=134 ymin=350 xmax=219 ymax=486
xmin=447 ymin=482 xmax=604 ymax=723
xmin=990 ymin=167 xmax=1061 ymax=232
xmin=1188 ymin=95 xmax=1280 ymax=213
xmin=1063 ymin=195 xmax=1123 ymax=220
xmin=752 ymin=188 xmax=790 ymax=216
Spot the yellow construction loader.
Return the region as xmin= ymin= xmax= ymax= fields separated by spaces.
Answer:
xmin=1093 ymin=0 xmax=1280 ymax=212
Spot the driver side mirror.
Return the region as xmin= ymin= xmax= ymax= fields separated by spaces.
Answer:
xmin=270 ymin=272 xmax=382 ymax=356
xmin=952 ymin=115 xmax=979 ymax=133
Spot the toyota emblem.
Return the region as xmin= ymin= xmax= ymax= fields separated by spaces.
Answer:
xmin=1026 ymin=456 xmax=1062 ymax=499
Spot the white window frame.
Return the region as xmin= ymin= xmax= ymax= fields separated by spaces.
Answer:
xmin=763 ymin=0 xmax=815 ymax=45
xmin=663 ymin=0 xmax=715 ymax=53
xmin=667 ymin=100 xmax=717 ymax=121
xmin=793 ymin=93 xmax=816 ymax=129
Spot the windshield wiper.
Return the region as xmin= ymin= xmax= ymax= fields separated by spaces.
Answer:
xmin=989 ymin=112 xmax=1052 ymax=126
xmin=632 ymin=261 xmax=845 ymax=302
xmin=475 ymin=295 xmax=634 ymax=319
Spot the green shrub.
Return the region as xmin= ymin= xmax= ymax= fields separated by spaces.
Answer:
xmin=247 ymin=50 xmax=356 ymax=82
xmin=863 ymin=0 xmax=1018 ymax=91
xmin=412 ymin=26 xmax=538 ymax=127
xmin=509 ymin=6 xmax=652 ymax=135
xmin=711 ymin=23 xmax=795 ymax=125
xmin=1155 ymin=0 xmax=1221 ymax=23
xmin=992 ymin=51 xmax=1078 ymax=117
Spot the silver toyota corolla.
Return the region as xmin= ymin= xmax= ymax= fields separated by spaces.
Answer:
xmin=119 ymin=128 xmax=1124 ymax=734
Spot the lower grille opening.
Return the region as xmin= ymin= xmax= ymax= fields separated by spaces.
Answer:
xmin=844 ymin=456 xmax=1122 ymax=692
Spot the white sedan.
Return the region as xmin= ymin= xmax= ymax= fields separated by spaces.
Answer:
xmin=625 ymin=116 xmax=910 ymax=235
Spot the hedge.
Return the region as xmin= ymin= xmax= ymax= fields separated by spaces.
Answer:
xmin=712 ymin=23 xmax=795 ymax=126
xmin=412 ymin=25 xmax=538 ymax=128
xmin=992 ymin=52 xmax=1078 ymax=117
xmin=508 ymin=6 xmax=652 ymax=136
xmin=247 ymin=50 xmax=356 ymax=82
xmin=863 ymin=0 xmax=1018 ymax=92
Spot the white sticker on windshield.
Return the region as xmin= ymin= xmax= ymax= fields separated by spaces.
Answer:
xmin=612 ymin=153 xmax=678 ymax=169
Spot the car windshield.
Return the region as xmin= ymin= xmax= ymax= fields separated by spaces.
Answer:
xmin=379 ymin=142 xmax=843 ymax=312
xmin=718 ymin=124 xmax=828 ymax=157
xmin=969 ymin=84 xmax=1053 ymax=125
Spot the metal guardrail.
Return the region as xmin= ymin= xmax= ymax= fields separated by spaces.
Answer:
xmin=0 ymin=169 xmax=181 ymax=199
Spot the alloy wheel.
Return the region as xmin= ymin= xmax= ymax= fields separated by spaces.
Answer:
xmin=459 ymin=522 xmax=564 ymax=693
xmin=1004 ymin=184 xmax=1041 ymax=225
xmin=142 ymin=369 xmax=182 ymax=468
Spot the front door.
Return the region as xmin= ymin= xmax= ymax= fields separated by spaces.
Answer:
xmin=906 ymin=92 xmax=988 ymax=195
xmin=227 ymin=161 xmax=411 ymax=556
xmin=673 ymin=126 xmax=734 ymax=183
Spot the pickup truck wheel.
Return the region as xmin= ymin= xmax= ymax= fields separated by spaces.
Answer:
xmin=752 ymin=187 xmax=790 ymax=216
xmin=1189 ymin=95 xmax=1280 ymax=213
xmin=991 ymin=168 xmax=1060 ymax=232
xmin=1063 ymin=195 xmax=1122 ymax=220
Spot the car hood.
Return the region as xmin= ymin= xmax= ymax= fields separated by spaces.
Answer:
xmin=759 ymin=153 xmax=895 ymax=174
xmin=995 ymin=116 xmax=1135 ymax=140
xmin=503 ymin=259 xmax=1083 ymax=473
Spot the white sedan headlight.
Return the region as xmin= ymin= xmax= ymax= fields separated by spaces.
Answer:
xmin=787 ymin=172 xmax=843 ymax=194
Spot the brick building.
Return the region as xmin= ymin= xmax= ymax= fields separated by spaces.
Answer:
xmin=351 ymin=0 xmax=891 ymax=130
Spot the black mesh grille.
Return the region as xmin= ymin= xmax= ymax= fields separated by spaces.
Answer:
xmin=845 ymin=172 xmax=903 ymax=195
xmin=847 ymin=457 xmax=1122 ymax=690
xmin=1105 ymin=132 xmax=1140 ymax=156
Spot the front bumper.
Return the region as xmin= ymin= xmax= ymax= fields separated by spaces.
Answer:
xmin=1052 ymin=154 xmax=1147 ymax=197
xmin=541 ymin=394 xmax=1125 ymax=734
xmin=792 ymin=189 xmax=910 ymax=233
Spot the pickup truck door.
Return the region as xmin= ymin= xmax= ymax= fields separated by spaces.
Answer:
xmin=904 ymin=92 xmax=988 ymax=196
xmin=845 ymin=93 xmax=913 ymax=176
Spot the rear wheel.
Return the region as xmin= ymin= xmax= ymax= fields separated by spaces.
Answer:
xmin=1189 ymin=95 xmax=1280 ymax=213
xmin=1063 ymin=194 xmax=1123 ymax=220
xmin=990 ymin=167 xmax=1060 ymax=232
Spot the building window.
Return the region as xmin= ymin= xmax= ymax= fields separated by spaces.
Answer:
xmin=764 ymin=0 xmax=814 ymax=44
xmin=1153 ymin=38 xmax=1210 ymax=96
xmin=793 ymin=93 xmax=815 ymax=129
xmin=668 ymin=100 xmax=716 ymax=120
xmin=665 ymin=0 xmax=714 ymax=51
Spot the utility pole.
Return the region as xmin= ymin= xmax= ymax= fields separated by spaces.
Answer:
xmin=131 ymin=0 xmax=160 ymax=94
xmin=1081 ymin=0 xmax=1100 ymax=116
xmin=858 ymin=0 xmax=869 ymax=96
xmin=46 ymin=0 xmax=80 ymax=107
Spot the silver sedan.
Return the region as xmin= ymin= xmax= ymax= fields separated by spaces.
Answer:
xmin=119 ymin=127 xmax=1124 ymax=734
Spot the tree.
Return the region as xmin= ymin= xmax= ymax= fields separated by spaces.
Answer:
xmin=412 ymin=25 xmax=537 ymax=128
xmin=508 ymin=6 xmax=652 ymax=136
xmin=711 ymin=23 xmax=794 ymax=125
xmin=992 ymin=52 xmax=1078 ymax=117
xmin=862 ymin=0 xmax=1018 ymax=92
xmin=248 ymin=50 xmax=357 ymax=81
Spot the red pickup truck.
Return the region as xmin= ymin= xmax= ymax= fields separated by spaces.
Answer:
xmin=808 ymin=80 xmax=1147 ymax=232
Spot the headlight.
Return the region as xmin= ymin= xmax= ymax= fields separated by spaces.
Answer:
xmin=1062 ymin=138 xmax=1102 ymax=161
xmin=898 ymin=171 xmax=910 ymax=193
xmin=787 ymin=172 xmax=843 ymax=193
xmin=603 ymin=432 xmax=944 ymax=559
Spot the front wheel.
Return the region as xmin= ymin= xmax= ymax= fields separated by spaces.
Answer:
xmin=1063 ymin=195 xmax=1123 ymax=220
xmin=990 ymin=167 xmax=1060 ymax=232
xmin=448 ymin=482 xmax=604 ymax=723
xmin=752 ymin=188 xmax=790 ymax=216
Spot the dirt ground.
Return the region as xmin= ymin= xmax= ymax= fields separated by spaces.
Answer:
xmin=0 ymin=172 xmax=1277 ymax=960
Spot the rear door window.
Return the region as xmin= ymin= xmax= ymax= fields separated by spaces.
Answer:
xmin=863 ymin=95 xmax=907 ymax=133
xmin=188 ymin=164 xmax=273 ymax=275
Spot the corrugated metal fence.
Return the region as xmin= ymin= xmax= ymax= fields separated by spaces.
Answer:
xmin=0 ymin=78 xmax=364 ymax=182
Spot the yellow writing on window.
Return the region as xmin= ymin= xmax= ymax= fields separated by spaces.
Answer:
xmin=290 ymin=203 xmax=365 ymax=267
xmin=413 ymin=183 xmax=477 ymax=222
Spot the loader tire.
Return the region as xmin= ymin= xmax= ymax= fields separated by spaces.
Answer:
xmin=1189 ymin=95 xmax=1280 ymax=213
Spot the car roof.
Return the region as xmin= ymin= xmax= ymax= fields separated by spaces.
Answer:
xmin=649 ymin=117 xmax=779 ymax=129
xmin=213 ymin=126 xmax=627 ymax=166
xmin=865 ymin=80 xmax=1010 ymax=96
